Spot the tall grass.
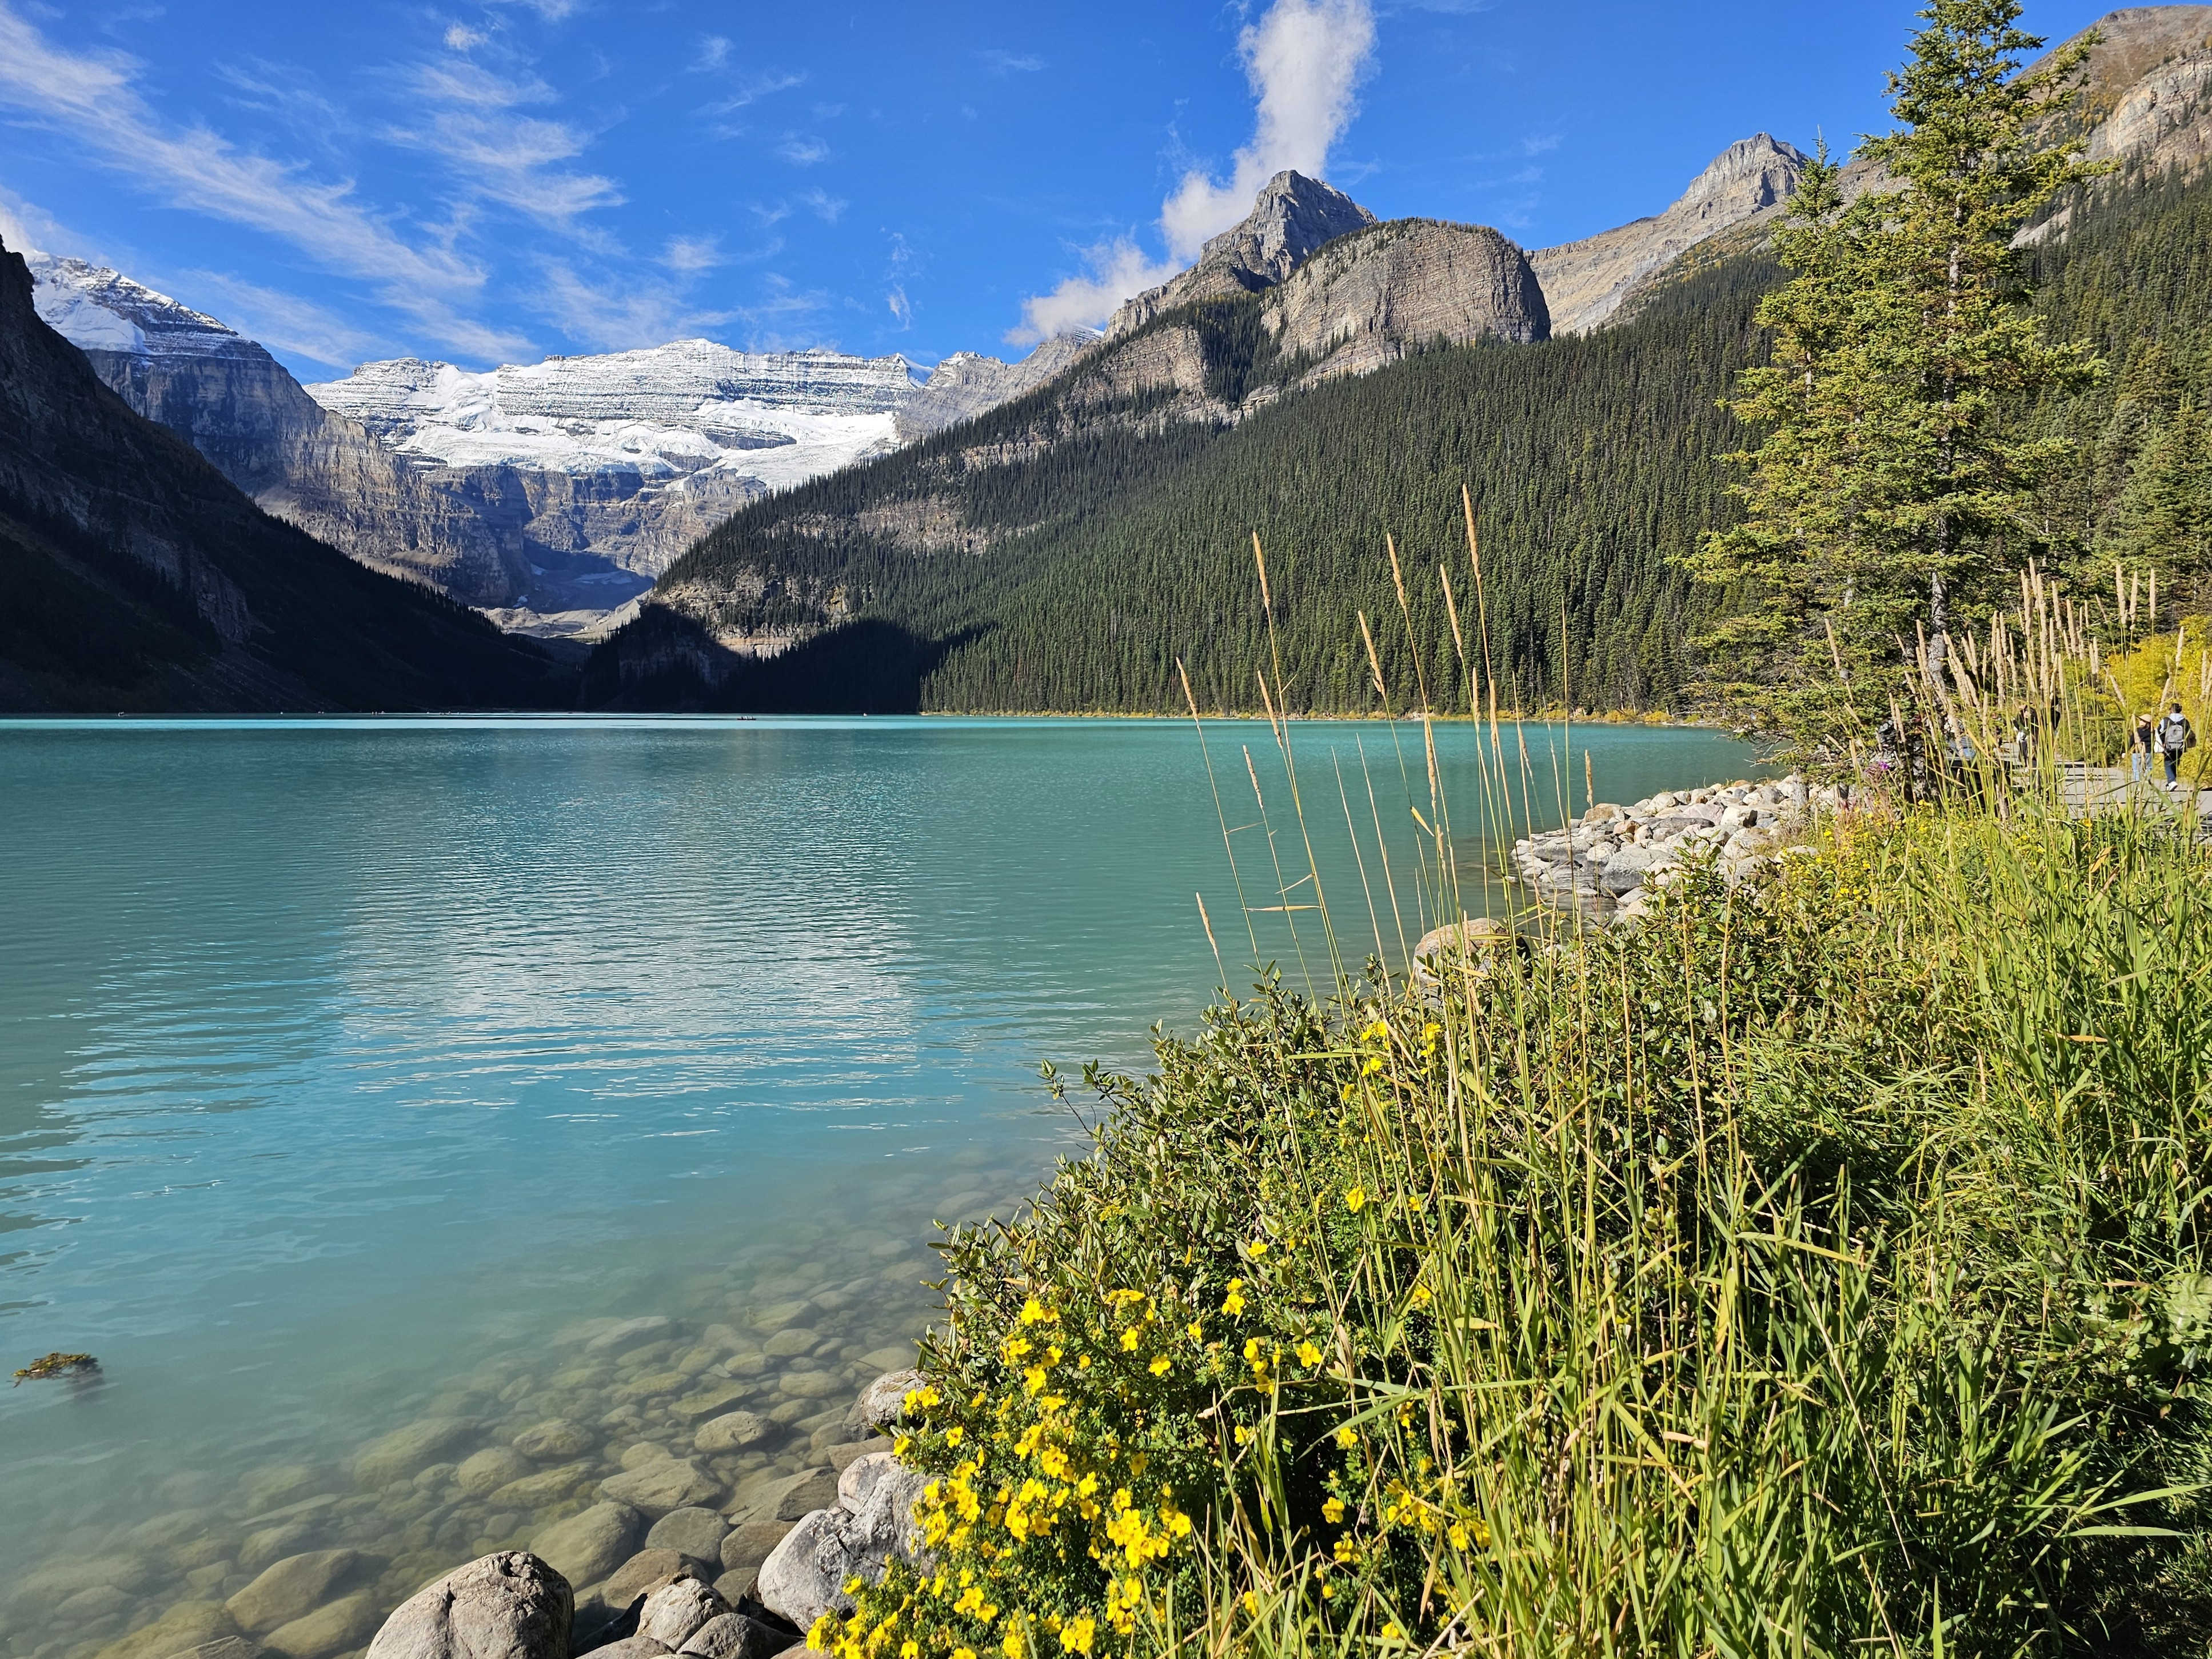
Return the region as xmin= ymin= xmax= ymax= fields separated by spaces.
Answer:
xmin=814 ymin=529 xmax=2212 ymax=1659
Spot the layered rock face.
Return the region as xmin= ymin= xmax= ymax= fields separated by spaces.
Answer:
xmin=1106 ymin=171 xmax=1376 ymax=337
xmin=27 ymin=255 xmax=525 ymax=607
xmin=1267 ymin=218 xmax=1550 ymax=379
xmin=893 ymin=335 xmax=1095 ymax=442
xmin=1528 ymin=134 xmax=1810 ymax=333
xmin=306 ymin=343 xmax=916 ymax=634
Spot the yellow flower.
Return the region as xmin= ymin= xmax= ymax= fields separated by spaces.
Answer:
xmin=1020 ymin=1297 xmax=1052 ymax=1325
xmin=1186 ymin=1319 xmax=1204 ymax=1342
xmin=1335 ymin=1425 xmax=1358 ymax=1449
xmin=1344 ymin=1186 xmax=1366 ymax=1213
xmin=1221 ymin=1279 xmax=1246 ymax=1316
xmin=1296 ymin=1340 xmax=1323 ymax=1368
xmin=1058 ymin=1614 xmax=1096 ymax=1656
xmin=1322 ymin=1496 xmax=1345 ymax=1524
xmin=1243 ymin=1337 xmax=1263 ymax=1363
xmin=945 ymin=1426 xmax=965 ymax=1447
xmin=1448 ymin=1522 xmax=1470 ymax=1550
xmin=901 ymin=1644 xmax=919 ymax=1659
xmin=1003 ymin=1336 xmax=1032 ymax=1363
xmin=1120 ymin=1327 xmax=1141 ymax=1352
xmin=1148 ymin=1355 xmax=1171 ymax=1376
xmin=1409 ymin=1283 xmax=1433 ymax=1310
xmin=1381 ymin=1623 xmax=1403 ymax=1642
xmin=1233 ymin=1424 xmax=1253 ymax=1446
xmin=1025 ymin=1365 xmax=1048 ymax=1395
xmin=1241 ymin=1592 xmax=1259 ymax=1616
xmin=1247 ymin=1240 xmax=1269 ymax=1258
xmin=954 ymin=1650 xmax=979 ymax=1659
xmin=1003 ymin=1632 xmax=1024 ymax=1659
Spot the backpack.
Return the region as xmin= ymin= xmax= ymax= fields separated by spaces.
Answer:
xmin=2161 ymin=713 xmax=2196 ymax=755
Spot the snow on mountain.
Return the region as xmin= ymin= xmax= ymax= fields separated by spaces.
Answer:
xmin=307 ymin=341 xmax=917 ymax=501
xmin=27 ymin=253 xmax=253 ymax=359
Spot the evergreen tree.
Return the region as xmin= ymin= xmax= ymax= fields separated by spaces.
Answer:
xmin=2111 ymin=402 xmax=2212 ymax=601
xmin=1691 ymin=0 xmax=2103 ymax=745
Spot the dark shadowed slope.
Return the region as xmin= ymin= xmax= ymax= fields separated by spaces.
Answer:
xmin=0 ymin=236 xmax=571 ymax=713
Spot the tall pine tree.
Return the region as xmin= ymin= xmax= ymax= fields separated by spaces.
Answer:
xmin=1691 ymin=0 xmax=2103 ymax=746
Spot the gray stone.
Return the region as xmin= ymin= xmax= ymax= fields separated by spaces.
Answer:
xmin=512 ymin=1419 xmax=593 ymax=1461
xmin=363 ymin=1551 xmax=570 ymax=1659
xmin=601 ymin=1460 xmax=726 ymax=1517
xmin=638 ymin=1579 xmax=729 ymax=1648
xmin=1598 ymin=844 xmax=1670 ymax=896
xmin=776 ymin=1372 xmax=842 ymax=1401
xmin=720 ymin=1521 xmax=793 ymax=1573
xmin=239 ymin=1524 xmax=320 ymax=1574
xmin=678 ymin=1613 xmax=782 ymax=1659
xmin=456 ymin=1447 xmax=533 ymax=1497
xmin=169 ymin=1642 xmax=265 ymax=1659
xmin=850 ymin=1372 xmax=921 ymax=1432
xmin=828 ymin=1438 xmax=893 ymax=1474
xmin=531 ymin=1502 xmax=644 ymax=1589
xmin=586 ymin=1640 xmax=672 ymax=1659
xmin=773 ymin=1472 xmax=840 ymax=1523
xmin=585 ymin=1317 xmax=674 ymax=1356
xmin=754 ymin=1462 xmax=928 ymax=1631
xmin=710 ymin=1570 xmax=758 ymax=1608
xmin=262 ymin=1590 xmax=381 ymax=1659
xmin=356 ymin=1420 xmax=478 ymax=1489
xmin=225 ymin=1552 xmax=373 ymax=1636
xmin=759 ymin=1329 xmax=816 ymax=1360
xmin=693 ymin=1412 xmax=770 ymax=1456
xmin=646 ymin=1509 xmax=729 ymax=1564
xmin=602 ymin=1550 xmax=690 ymax=1609
xmin=621 ymin=1442 xmax=677 ymax=1471
xmin=675 ymin=1382 xmax=752 ymax=1422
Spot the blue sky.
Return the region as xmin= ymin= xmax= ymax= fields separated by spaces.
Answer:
xmin=0 ymin=0 xmax=2119 ymax=379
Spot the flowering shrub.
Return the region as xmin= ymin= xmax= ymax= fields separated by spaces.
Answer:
xmin=813 ymin=814 xmax=2212 ymax=1657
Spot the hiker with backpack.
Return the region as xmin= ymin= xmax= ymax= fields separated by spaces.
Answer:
xmin=2157 ymin=702 xmax=2196 ymax=788
xmin=2134 ymin=711 xmax=2158 ymax=783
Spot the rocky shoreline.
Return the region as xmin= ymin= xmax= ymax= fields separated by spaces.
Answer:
xmin=1507 ymin=773 xmax=1842 ymax=921
xmin=6 ymin=1213 xmax=970 ymax=1659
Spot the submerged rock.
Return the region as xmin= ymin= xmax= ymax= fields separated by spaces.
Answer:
xmin=225 ymin=1551 xmax=373 ymax=1635
xmin=532 ymin=1501 xmax=644 ymax=1588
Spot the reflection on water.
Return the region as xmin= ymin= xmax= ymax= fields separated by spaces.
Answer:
xmin=0 ymin=715 xmax=1755 ymax=1656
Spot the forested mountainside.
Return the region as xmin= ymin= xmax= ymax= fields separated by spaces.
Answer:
xmin=0 ymin=238 xmax=568 ymax=713
xmin=589 ymin=157 xmax=2212 ymax=718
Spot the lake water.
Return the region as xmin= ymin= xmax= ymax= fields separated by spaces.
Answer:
xmin=0 ymin=716 xmax=1754 ymax=1658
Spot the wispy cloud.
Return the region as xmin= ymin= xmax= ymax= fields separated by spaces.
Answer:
xmin=886 ymin=285 xmax=912 ymax=329
xmin=1013 ymin=0 xmax=1377 ymax=339
xmin=485 ymin=0 xmax=584 ymax=20
xmin=979 ymin=49 xmax=1045 ymax=75
xmin=691 ymin=35 xmax=731 ymax=73
xmin=774 ymin=133 xmax=830 ymax=166
xmin=174 ymin=268 xmax=385 ymax=369
xmin=661 ymin=234 xmax=722 ymax=273
xmin=0 ymin=2 xmax=524 ymax=359
xmin=534 ymin=261 xmax=733 ymax=351
xmin=799 ymin=187 xmax=846 ymax=222
xmin=698 ymin=68 xmax=805 ymax=119
xmin=384 ymin=45 xmax=622 ymax=230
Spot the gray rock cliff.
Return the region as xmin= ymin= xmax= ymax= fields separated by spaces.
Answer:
xmin=1107 ymin=171 xmax=1376 ymax=337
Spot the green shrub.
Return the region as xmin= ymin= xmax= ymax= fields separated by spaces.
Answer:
xmin=817 ymin=802 xmax=2212 ymax=1659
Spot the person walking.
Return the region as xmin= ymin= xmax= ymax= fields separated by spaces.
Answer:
xmin=2134 ymin=711 xmax=2158 ymax=783
xmin=2157 ymin=702 xmax=2195 ymax=788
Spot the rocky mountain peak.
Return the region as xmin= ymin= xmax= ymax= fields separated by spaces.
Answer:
xmin=1107 ymin=170 xmax=1376 ymax=338
xmin=27 ymin=253 xmax=256 ymax=360
xmin=1672 ymin=134 xmax=1810 ymax=225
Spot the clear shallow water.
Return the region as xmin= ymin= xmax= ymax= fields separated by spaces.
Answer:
xmin=0 ymin=715 xmax=1754 ymax=1656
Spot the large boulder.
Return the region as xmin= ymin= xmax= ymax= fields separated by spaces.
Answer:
xmin=365 ymin=1552 xmax=571 ymax=1659
xmin=89 ymin=1602 xmax=243 ymax=1659
xmin=678 ymin=1613 xmax=784 ymax=1659
xmin=513 ymin=1418 xmax=594 ymax=1461
xmin=226 ymin=1552 xmax=374 ymax=1635
xmin=693 ymin=1411 xmax=770 ymax=1456
xmin=754 ymin=1456 xmax=927 ymax=1631
xmin=637 ymin=1578 xmax=729 ymax=1649
xmin=849 ymin=1371 xmax=921 ymax=1432
xmin=646 ymin=1508 xmax=729 ymax=1565
xmin=532 ymin=1501 xmax=644 ymax=1588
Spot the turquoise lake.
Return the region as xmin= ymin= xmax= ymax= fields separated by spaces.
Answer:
xmin=0 ymin=715 xmax=1755 ymax=1653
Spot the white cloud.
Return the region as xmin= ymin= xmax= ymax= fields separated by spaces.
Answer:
xmin=0 ymin=185 xmax=70 ymax=258
xmin=445 ymin=23 xmax=487 ymax=51
xmin=1158 ymin=0 xmax=1376 ymax=259
xmin=534 ymin=261 xmax=732 ymax=351
xmin=775 ymin=134 xmax=830 ymax=166
xmin=886 ymin=285 xmax=912 ymax=329
xmin=173 ymin=269 xmax=385 ymax=369
xmin=980 ymin=49 xmax=1045 ymax=74
xmin=1010 ymin=0 xmax=1376 ymax=339
xmin=0 ymin=2 xmax=525 ymax=359
xmin=661 ymin=234 xmax=722 ymax=273
xmin=800 ymin=187 xmax=846 ymax=222
xmin=699 ymin=69 xmax=805 ymax=118
xmin=1009 ymin=238 xmax=1175 ymax=345
xmin=692 ymin=35 xmax=731 ymax=73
